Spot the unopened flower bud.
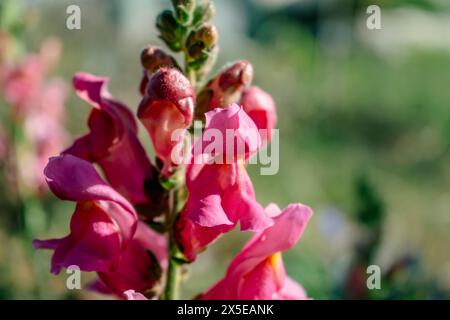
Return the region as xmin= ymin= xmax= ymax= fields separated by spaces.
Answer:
xmin=218 ymin=60 xmax=253 ymax=92
xmin=138 ymin=68 xmax=195 ymax=177
xmin=186 ymin=25 xmax=218 ymax=61
xmin=171 ymin=0 xmax=196 ymax=25
xmin=140 ymin=46 xmax=176 ymax=72
xmin=193 ymin=0 xmax=215 ymax=26
xmin=195 ymin=60 xmax=253 ymax=119
xmin=156 ymin=10 xmax=186 ymax=52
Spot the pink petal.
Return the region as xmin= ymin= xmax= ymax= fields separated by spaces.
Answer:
xmin=277 ymin=276 xmax=308 ymax=300
xmin=65 ymin=73 xmax=153 ymax=204
xmin=123 ymin=290 xmax=148 ymax=300
xmin=97 ymin=222 xmax=165 ymax=295
xmin=175 ymin=210 xmax=233 ymax=262
xmin=241 ymin=86 xmax=277 ymax=143
xmin=34 ymin=203 xmax=122 ymax=274
xmin=44 ymin=154 xmax=137 ymax=243
xmin=196 ymin=104 xmax=261 ymax=162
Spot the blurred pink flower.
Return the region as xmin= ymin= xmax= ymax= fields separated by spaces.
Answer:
xmin=2 ymin=55 xmax=46 ymax=118
xmin=0 ymin=125 xmax=8 ymax=161
xmin=24 ymin=80 xmax=68 ymax=190
xmin=64 ymin=73 xmax=154 ymax=205
xmin=33 ymin=154 xmax=138 ymax=274
xmin=1 ymin=38 xmax=61 ymax=119
xmin=0 ymin=38 xmax=68 ymax=193
xmin=138 ymin=68 xmax=194 ymax=177
xmin=200 ymin=203 xmax=312 ymax=300
xmin=175 ymin=105 xmax=272 ymax=262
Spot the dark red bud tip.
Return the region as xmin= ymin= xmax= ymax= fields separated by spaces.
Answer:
xmin=140 ymin=46 xmax=175 ymax=72
xmin=139 ymin=68 xmax=195 ymax=122
xmin=218 ymin=60 xmax=253 ymax=91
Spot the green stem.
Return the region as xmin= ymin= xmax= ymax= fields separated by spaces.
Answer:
xmin=183 ymin=46 xmax=197 ymax=89
xmin=164 ymin=240 xmax=181 ymax=300
xmin=163 ymin=188 xmax=181 ymax=300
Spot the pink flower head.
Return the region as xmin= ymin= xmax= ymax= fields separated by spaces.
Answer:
xmin=138 ymin=68 xmax=194 ymax=177
xmin=201 ymin=203 xmax=312 ymax=300
xmin=2 ymin=55 xmax=46 ymax=118
xmin=24 ymin=80 xmax=68 ymax=191
xmin=63 ymin=73 xmax=154 ymax=205
xmin=195 ymin=60 xmax=253 ymax=118
xmin=33 ymin=154 xmax=138 ymax=274
xmin=175 ymin=105 xmax=272 ymax=262
xmin=241 ymin=86 xmax=277 ymax=144
xmin=1 ymin=38 xmax=61 ymax=119
xmin=96 ymin=221 xmax=168 ymax=296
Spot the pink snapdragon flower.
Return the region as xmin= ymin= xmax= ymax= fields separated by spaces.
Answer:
xmin=63 ymin=73 xmax=154 ymax=205
xmin=175 ymin=104 xmax=273 ymax=262
xmin=33 ymin=154 xmax=138 ymax=274
xmin=138 ymin=68 xmax=195 ymax=177
xmin=196 ymin=61 xmax=277 ymax=143
xmin=200 ymin=203 xmax=312 ymax=300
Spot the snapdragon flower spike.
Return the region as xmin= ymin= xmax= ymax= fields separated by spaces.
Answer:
xmin=195 ymin=60 xmax=253 ymax=119
xmin=241 ymin=86 xmax=277 ymax=144
xmin=175 ymin=104 xmax=272 ymax=262
xmin=33 ymin=154 xmax=138 ymax=274
xmin=94 ymin=221 xmax=168 ymax=297
xmin=200 ymin=203 xmax=312 ymax=300
xmin=138 ymin=68 xmax=194 ymax=177
xmin=63 ymin=73 xmax=154 ymax=205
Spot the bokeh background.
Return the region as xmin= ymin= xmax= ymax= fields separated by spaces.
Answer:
xmin=1 ymin=0 xmax=449 ymax=299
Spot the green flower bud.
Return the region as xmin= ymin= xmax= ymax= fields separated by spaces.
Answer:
xmin=156 ymin=10 xmax=186 ymax=52
xmin=185 ymin=25 xmax=218 ymax=60
xmin=171 ymin=0 xmax=196 ymax=25
xmin=192 ymin=0 xmax=215 ymax=26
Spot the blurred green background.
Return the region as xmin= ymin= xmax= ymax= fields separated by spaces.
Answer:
xmin=0 ymin=0 xmax=449 ymax=299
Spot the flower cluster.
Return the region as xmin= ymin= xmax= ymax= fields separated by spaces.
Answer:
xmin=33 ymin=0 xmax=313 ymax=300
